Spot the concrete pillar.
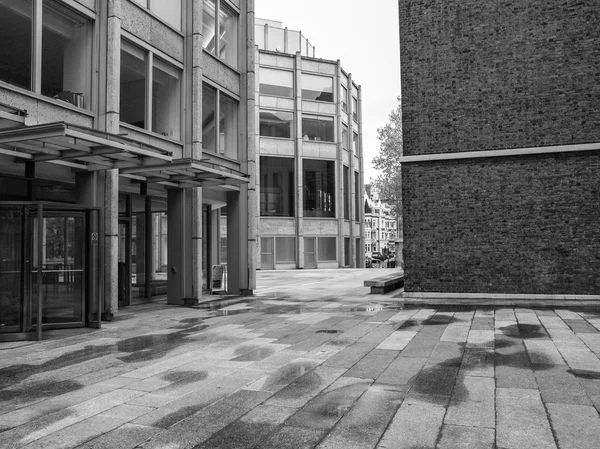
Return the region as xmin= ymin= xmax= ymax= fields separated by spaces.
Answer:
xmin=246 ymin=0 xmax=257 ymax=289
xmin=295 ymin=52 xmax=304 ymax=268
xmin=227 ymin=188 xmax=249 ymax=294
xmin=104 ymin=170 xmax=118 ymax=316
xmin=191 ymin=187 xmax=203 ymax=300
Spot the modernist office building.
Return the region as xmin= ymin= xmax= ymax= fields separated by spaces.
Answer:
xmin=399 ymin=1 xmax=600 ymax=300
xmin=0 ymin=0 xmax=255 ymax=340
xmin=255 ymin=19 xmax=365 ymax=270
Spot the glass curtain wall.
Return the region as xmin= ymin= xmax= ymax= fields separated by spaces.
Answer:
xmin=303 ymin=159 xmax=335 ymax=218
xmin=260 ymin=110 xmax=293 ymax=138
xmin=260 ymin=156 xmax=295 ymax=217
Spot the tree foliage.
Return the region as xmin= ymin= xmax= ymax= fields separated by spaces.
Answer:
xmin=371 ymin=97 xmax=403 ymax=220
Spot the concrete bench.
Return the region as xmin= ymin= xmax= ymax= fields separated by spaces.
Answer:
xmin=364 ymin=271 xmax=405 ymax=294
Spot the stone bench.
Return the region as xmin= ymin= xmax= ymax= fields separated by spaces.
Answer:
xmin=364 ymin=271 xmax=405 ymax=294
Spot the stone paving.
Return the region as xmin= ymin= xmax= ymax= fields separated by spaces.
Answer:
xmin=1 ymin=269 xmax=600 ymax=448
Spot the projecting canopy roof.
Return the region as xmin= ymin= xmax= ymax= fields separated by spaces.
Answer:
xmin=0 ymin=122 xmax=249 ymax=189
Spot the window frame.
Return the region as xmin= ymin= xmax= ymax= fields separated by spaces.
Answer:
xmin=120 ymin=37 xmax=183 ymax=141
xmin=302 ymin=114 xmax=335 ymax=142
xmin=260 ymin=156 xmax=295 ymax=217
xmin=301 ymin=73 xmax=334 ymax=103
xmin=0 ymin=0 xmax=95 ymax=110
xmin=132 ymin=0 xmax=183 ymax=31
xmin=259 ymin=109 xmax=294 ymax=139
xmin=202 ymin=0 xmax=240 ymax=70
xmin=303 ymin=159 xmax=336 ymax=218
xmin=202 ymin=80 xmax=240 ymax=159
xmin=259 ymin=66 xmax=294 ymax=98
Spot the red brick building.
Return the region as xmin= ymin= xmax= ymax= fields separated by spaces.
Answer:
xmin=398 ymin=0 xmax=600 ymax=300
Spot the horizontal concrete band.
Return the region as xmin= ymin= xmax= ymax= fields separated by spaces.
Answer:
xmin=399 ymin=142 xmax=600 ymax=163
xmin=402 ymin=292 xmax=600 ymax=301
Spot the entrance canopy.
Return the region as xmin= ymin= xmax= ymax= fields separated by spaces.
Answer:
xmin=119 ymin=158 xmax=250 ymax=190
xmin=0 ymin=122 xmax=249 ymax=189
xmin=0 ymin=122 xmax=172 ymax=171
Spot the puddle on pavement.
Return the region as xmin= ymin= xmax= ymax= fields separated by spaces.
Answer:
xmin=316 ymin=330 xmax=340 ymax=334
xmin=499 ymin=324 xmax=547 ymax=339
xmin=0 ymin=378 xmax=83 ymax=402
xmin=162 ymin=370 xmax=208 ymax=384
xmin=232 ymin=346 xmax=275 ymax=362
xmin=260 ymin=362 xmax=317 ymax=391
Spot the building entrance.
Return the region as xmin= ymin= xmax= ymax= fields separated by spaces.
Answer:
xmin=0 ymin=203 xmax=97 ymax=341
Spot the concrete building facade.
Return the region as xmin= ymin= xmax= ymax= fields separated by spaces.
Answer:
xmin=255 ymin=19 xmax=364 ymax=270
xmin=398 ymin=0 xmax=600 ymax=300
xmin=0 ymin=0 xmax=255 ymax=341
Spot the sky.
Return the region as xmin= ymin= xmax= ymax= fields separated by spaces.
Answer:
xmin=254 ymin=0 xmax=401 ymax=183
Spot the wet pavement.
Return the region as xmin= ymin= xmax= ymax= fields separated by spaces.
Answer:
xmin=1 ymin=268 xmax=600 ymax=448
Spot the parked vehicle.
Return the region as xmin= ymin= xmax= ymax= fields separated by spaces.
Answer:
xmin=371 ymin=252 xmax=383 ymax=262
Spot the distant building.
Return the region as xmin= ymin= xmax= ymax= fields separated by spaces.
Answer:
xmin=398 ymin=0 xmax=600 ymax=300
xmin=255 ymin=19 xmax=364 ymax=269
xmin=364 ymin=192 xmax=397 ymax=259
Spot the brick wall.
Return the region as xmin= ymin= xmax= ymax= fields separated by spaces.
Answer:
xmin=402 ymin=153 xmax=600 ymax=294
xmin=399 ymin=0 xmax=600 ymax=156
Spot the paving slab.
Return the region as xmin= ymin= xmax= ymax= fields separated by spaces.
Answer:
xmin=377 ymin=403 xmax=445 ymax=449
xmin=547 ymin=403 xmax=600 ymax=449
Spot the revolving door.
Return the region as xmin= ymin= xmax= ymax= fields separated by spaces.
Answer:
xmin=0 ymin=202 xmax=99 ymax=341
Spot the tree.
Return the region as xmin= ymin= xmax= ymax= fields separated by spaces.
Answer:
xmin=371 ymin=97 xmax=403 ymax=221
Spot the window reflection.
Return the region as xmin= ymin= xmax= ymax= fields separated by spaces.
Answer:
xmin=302 ymin=73 xmax=333 ymax=102
xmin=304 ymin=159 xmax=335 ymax=218
xmin=260 ymin=110 xmax=293 ymax=138
xmin=152 ymin=57 xmax=181 ymax=139
xmin=260 ymin=156 xmax=295 ymax=217
xmin=202 ymin=84 xmax=217 ymax=152
xmin=120 ymin=42 xmax=146 ymax=129
xmin=302 ymin=114 xmax=334 ymax=142
xmin=219 ymin=93 xmax=238 ymax=159
xmin=259 ymin=67 xmax=293 ymax=97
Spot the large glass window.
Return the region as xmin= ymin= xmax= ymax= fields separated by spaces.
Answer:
xmin=275 ymin=237 xmax=295 ymax=263
xmin=355 ymin=171 xmax=360 ymax=222
xmin=260 ymin=156 xmax=295 ymax=217
xmin=0 ymin=0 xmax=92 ymax=109
xmin=302 ymin=74 xmax=333 ymax=102
xmin=219 ymin=93 xmax=238 ymax=159
xmin=260 ymin=110 xmax=293 ymax=138
xmin=120 ymin=40 xmax=182 ymax=138
xmin=341 ymin=85 xmax=348 ymax=111
xmin=202 ymin=83 xmax=239 ymax=158
xmin=120 ymin=43 xmax=146 ymax=128
xmin=343 ymin=166 xmax=349 ymax=220
xmin=353 ymin=132 xmax=359 ymax=155
xmin=342 ymin=124 xmax=348 ymax=149
xmin=317 ymin=237 xmax=336 ymax=261
xmin=153 ymin=57 xmax=181 ymax=139
xmin=202 ymin=0 xmax=238 ymax=69
xmin=302 ymin=115 xmax=334 ymax=142
xmin=202 ymin=84 xmax=217 ymax=152
xmin=352 ymin=96 xmax=358 ymax=121
xmin=259 ymin=67 xmax=293 ymax=97
xmin=304 ymin=159 xmax=335 ymax=218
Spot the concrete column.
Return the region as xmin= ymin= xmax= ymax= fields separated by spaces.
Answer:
xmin=356 ymin=84 xmax=365 ymax=268
xmin=191 ymin=187 xmax=203 ymax=301
xmin=335 ymin=61 xmax=344 ymax=267
xmin=295 ymin=52 xmax=304 ymax=268
xmin=102 ymin=0 xmax=121 ymax=317
xmin=167 ymin=189 xmax=186 ymax=305
xmin=227 ymin=189 xmax=249 ymax=294
xmin=246 ymin=0 xmax=257 ymax=289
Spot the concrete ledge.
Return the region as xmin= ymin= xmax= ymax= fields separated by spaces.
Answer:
xmin=364 ymin=271 xmax=405 ymax=294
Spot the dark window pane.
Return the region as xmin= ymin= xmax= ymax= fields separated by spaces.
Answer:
xmin=302 ymin=114 xmax=334 ymax=142
xmin=120 ymin=42 xmax=146 ymax=128
xmin=202 ymin=84 xmax=217 ymax=151
xmin=0 ymin=0 xmax=32 ymax=90
xmin=343 ymin=166 xmax=349 ymax=220
xmin=260 ymin=156 xmax=294 ymax=217
xmin=303 ymin=159 xmax=335 ymax=218
xmin=260 ymin=110 xmax=292 ymax=138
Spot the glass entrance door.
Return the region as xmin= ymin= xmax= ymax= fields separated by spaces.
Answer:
xmin=0 ymin=206 xmax=27 ymax=333
xmin=32 ymin=213 xmax=85 ymax=327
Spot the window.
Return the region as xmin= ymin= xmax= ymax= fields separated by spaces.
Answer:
xmin=260 ymin=110 xmax=293 ymax=138
xmin=259 ymin=67 xmax=293 ymax=97
xmin=352 ymin=96 xmax=358 ymax=121
xmin=317 ymin=237 xmax=336 ymax=261
xmin=260 ymin=156 xmax=295 ymax=217
xmin=342 ymin=124 xmax=348 ymax=149
xmin=304 ymin=159 xmax=335 ymax=218
xmin=302 ymin=73 xmax=333 ymax=102
xmin=120 ymin=40 xmax=182 ymax=139
xmin=132 ymin=0 xmax=182 ymax=30
xmin=0 ymin=0 xmax=92 ymax=109
xmin=302 ymin=114 xmax=334 ymax=142
xmin=202 ymin=83 xmax=239 ymax=159
xmin=341 ymin=85 xmax=348 ymax=111
xmin=352 ymin=132 xmax=359 ymax=154
xmin=355 ymin=171 xmax=360 ymax=221
xmin=275 ymin=237 xmax=295 ymax=263
xmin=343 ymin=166 xmax=349 ymax=220
xmin=202 ymin=0 xmax=238 ymax=68
xmin=344 ymin=238 xmax=350 ymax=266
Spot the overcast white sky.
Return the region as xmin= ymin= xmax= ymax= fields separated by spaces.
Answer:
xmin=254 ymin=0 xmax=401 ymax=182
